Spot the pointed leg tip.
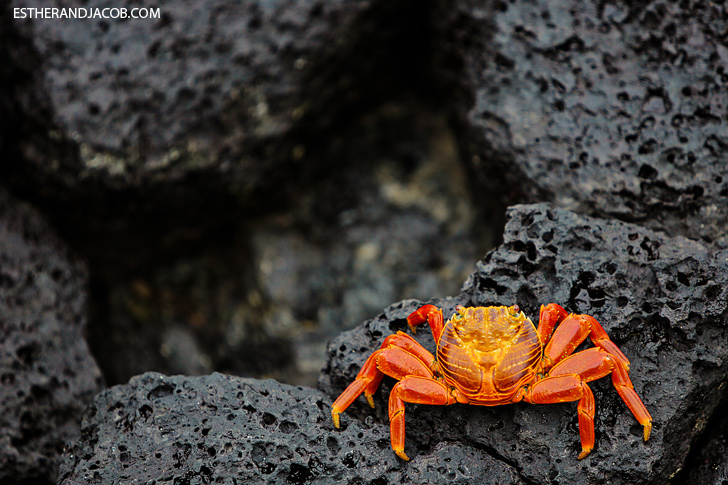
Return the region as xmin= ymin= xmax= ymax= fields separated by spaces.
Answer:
xmin=332 ymin=411 xmax=341 ymax=429
xmin=395 ymin=450 xmax=410 ymax=461
xmin=644 ymin=422 xmax=652 ymax=442
xmin=578 ymin=447 xmax=593 ymax=460
xmin=365 ymin=393 xmax=375 ymax=409
xmin=408 ymin=324 xmax=417 ymax=335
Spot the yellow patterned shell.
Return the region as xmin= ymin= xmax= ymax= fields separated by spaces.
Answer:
xmin=437 ymin=306 xmax=542 ymax=404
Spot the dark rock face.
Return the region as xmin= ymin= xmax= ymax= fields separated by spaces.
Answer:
xmin=2 ymin=0 xmax=409 ymax=281
xmin=6 ymin=0 xmax=369 ymax=194
xmin=320 ymin=203 xmax=728 ymax=484
xmin=0 ymin=188 xmax=103 ymax=484
xmin=682 ymin=392 xmax=728 ymax=484
xmin=58 ymin=372 xmax=523 ymax=484
xmin=446 ymin=0 xmax=728 ymax=246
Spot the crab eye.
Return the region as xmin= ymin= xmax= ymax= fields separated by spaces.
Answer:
xmin=509 ymin=304 xmax=520 ymax=316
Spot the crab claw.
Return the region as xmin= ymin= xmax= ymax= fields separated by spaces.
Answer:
xmin=406 ymin=305 xmax=445 ymax=342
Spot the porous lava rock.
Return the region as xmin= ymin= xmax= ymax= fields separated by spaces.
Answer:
xmin=4 ymin=0 xmax=371 ymax=196
xmin=57 ymin=372 xmax=523 ymax=484
xmin=320 ymin=203 xmax=728 ymax=484
xmin=2 ymin=0 xmax=399 ymax=276
xmin=0 ymin=188 xmax=103 ymax=484
xmin=443 ymin=0 xmax=728 ymax=246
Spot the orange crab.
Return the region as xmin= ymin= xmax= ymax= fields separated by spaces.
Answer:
xmin=331 ymin=303 xmax=652 ymax=460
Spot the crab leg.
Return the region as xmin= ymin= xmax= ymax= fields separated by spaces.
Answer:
xmin=331 ymin=333 xmax=436 ymax=428
xmin=380 ymin=332 xmax=437 ymax=370
xmin=529 ymin=347 xmax=653 ymax=458
xmin=540 ymin=309 xmax=651 ymax=436
xmin=389 ymin=376 xmax=456 ymax=460
xmin=537 ymin=303 xmax=569 ymax=344
xmin=582 ymin=314 xmax=630 ymax=370
xmin=541 ymin=314 xmax=591 ymax=371
xmin=524 ymin=374 xmax=597 ymax=459
xmin=549 ymin=347 xmax=614 ymax=379
xmin=542 ymin=312 xmax=631 ymax=371
xmin=604 ymin=354 xmax=652 ymax=441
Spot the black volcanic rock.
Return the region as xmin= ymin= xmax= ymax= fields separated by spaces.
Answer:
xmin=1 ymin=0 xmax=410 ymax=276
xmin=5 ymin=0 xmax=370 ymax=196
xmin=57 ymin=372 xmax=523 ymax=484
xmin=442 ymin=0 xmax=728 ymax=246
xmin=0 ymin=188 xmax=103 ymax=484
xmin=320 ymin=203 xmax=728 ymax=484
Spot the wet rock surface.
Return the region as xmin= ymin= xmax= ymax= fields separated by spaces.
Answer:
xmin=58 ymin=372 xmax=523 ymax=484
xmin=0 ymin=188 xmax=103 ymax=484
xmin=446 ymin=0 xmax=728 ymax=247
xmin=321 ymin=203 xmax=728 ymax=484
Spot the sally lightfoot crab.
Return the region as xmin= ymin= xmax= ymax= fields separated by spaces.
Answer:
xmin=331 ymin=303 xmax=652 ymax=460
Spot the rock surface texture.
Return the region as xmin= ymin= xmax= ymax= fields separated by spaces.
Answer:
xmin=446 ymin=0 xmax=728 ymax=246
xmin=0 ymin=188 xmax=103 ymax=484
xmin=5 ymin=0 xmax=369 ymax=197
xmin=3 ymin=0 xmax=425 ymax=287
xmin=58 ymin=372 xmax=523 ymax=484
xmin=1 ymin=0 xmax=726 ymax=483
xmin=321 ymin=204 xmax=728 ymax=484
